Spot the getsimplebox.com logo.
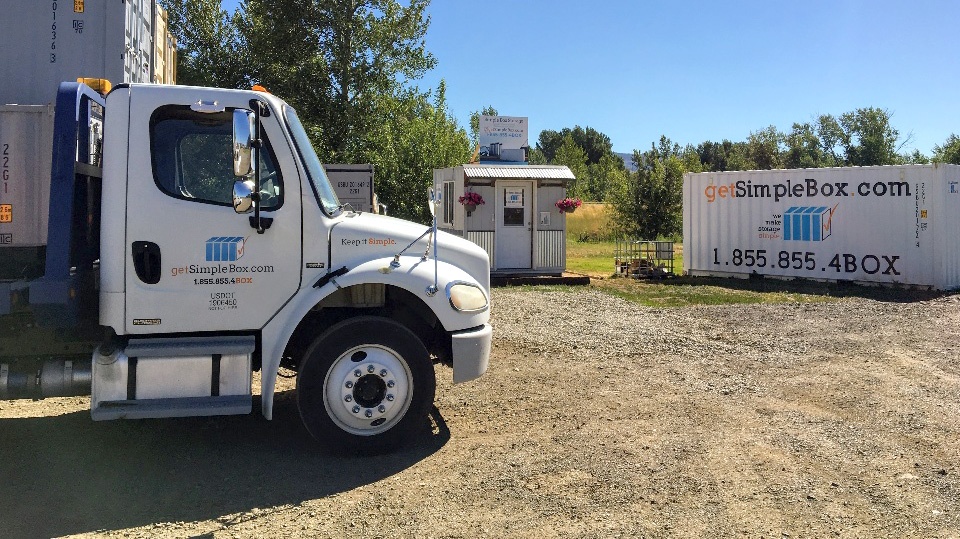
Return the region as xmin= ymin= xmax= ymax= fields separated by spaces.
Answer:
xmin=205 ymin=236 xmax=246 ymax=262
xmin=783 ymin=206 xmax=836 ymax=242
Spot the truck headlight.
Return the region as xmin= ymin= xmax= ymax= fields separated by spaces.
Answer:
xmin=446 ymin=282 xmax=488 ymax=312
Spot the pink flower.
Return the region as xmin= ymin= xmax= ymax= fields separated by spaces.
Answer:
xmin=555 ymin=197 xmax=582 ymax=211
xmin=459 ymin=192 xmax=485 ymax=205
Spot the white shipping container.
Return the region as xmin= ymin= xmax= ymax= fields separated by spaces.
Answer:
xmin=683 ymin=164 xmax=960 ymax=289
xmin=0 ymin=105 xmax=55 ymax=248
xmin=0 ymin=0 xmax=155 ymax=106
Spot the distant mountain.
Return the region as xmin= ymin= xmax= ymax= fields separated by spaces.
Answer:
xmin=616 ymin=152 xmax=638 ymax=172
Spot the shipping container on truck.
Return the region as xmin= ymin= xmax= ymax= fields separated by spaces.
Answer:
xmin=0 ymin=0 xmax=173 ymax=106
xmin=683 ymin=165 xmax=960 ymax=290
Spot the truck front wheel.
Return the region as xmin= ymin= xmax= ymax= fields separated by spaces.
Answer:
xmin=296 ymin=316 xmax=436 ymax=453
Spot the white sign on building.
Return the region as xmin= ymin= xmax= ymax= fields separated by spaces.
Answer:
xmin=479 ymin=116 xmax=528 ymax=163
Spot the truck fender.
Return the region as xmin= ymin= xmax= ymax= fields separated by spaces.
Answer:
xmin=259 ymin=255 xmax=489 ymax=419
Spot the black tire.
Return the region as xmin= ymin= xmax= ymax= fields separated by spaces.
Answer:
xmin=296 ymin=316 xmax=436 ymax=453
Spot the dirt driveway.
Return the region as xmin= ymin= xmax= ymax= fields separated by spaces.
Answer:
xmin=1 ymin=286 xmax=958 ymax=538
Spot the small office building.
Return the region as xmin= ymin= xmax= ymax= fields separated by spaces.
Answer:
xmin=433 ymin=164 xmax=576 ymax=275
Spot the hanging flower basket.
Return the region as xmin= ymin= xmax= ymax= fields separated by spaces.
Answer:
xmin=459 ymin=192 xmax=485 ymax=215
xmin=555 ymin=197 xmax=582 ymax=213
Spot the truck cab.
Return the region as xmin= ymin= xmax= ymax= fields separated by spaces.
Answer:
xmin=3 ymin=82 xmax=492 ymax=453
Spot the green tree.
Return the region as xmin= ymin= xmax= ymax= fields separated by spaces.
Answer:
xmin=552 ymin=135 xmax=589 ymax=199
xmin=533 ymin=125 xmax=625 ymax=201
xmin=469 ymin=105 xmax=498 ymax=149
xmin=526 ymin=147 xmax=547 ymax=165
xmin=363 ymin=82 xmax=471 ymax=222
xmin=839 ymin=107 xmax=902 ymax=166
xmin=612 ymin=136 xmax=686 ymax=240
xmin=743 ymin=126 xmax=783 ymax=170
xmin=933 ymin=134 xmax=960 ymax=164
xmin=680 ymin=144 xmax=704 ymax=175
xmin=696 ymin=140 xmax=729 ymax=172
xmin=237 ymin=0 xmax=436 ymax=161
xmin=784 ymin=122 xmax=825 ymax=169
xmin=585 ymin=152 xmax=628 ymax=202
xmin=901 ymin=150 xmax=930 ymax=165
xmin=723 ymin=141 xmax=753 ymax=172
xmin=160 ymin=0 xmax=246 ymax=87
xmin=815 ymin=114 xmax=846 ymax=167
xmin=536 ymin=125 xmax=615 ymax=165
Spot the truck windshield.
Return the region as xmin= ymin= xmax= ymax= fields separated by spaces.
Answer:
xmin=283 ymin=106 xmax=340 ymax=214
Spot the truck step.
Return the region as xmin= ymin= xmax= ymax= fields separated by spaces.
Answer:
xmin=92 ymin=394 xmax=251 ymax=420
xmin=91 ymin=335 xmax=255 ymax=420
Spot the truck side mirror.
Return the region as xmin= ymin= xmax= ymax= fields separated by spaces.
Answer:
xmin=233 ymin=179 xmax=256 ymax=214
xmin=233 ymin=109 xmax=255 ymax=177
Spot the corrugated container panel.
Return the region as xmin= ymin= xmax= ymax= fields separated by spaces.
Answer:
xmin=466 ymin=231 xmax=495 ymax=267
xmin=125 ymin=0 xmax=154 ymax=84
xmin=0 ymin=105 xmax=55 ymax=247
xmin=0 ymin=0 xmax=155 ymax=105
xmin=536 ymin=230 xmax=564 ymax=269
xmin=683 ymin=164 xmax=960 ymax=289
xmin=152 ymin=3 xmax=177 ymax=84
xmin=933 ymin=164 xmax=960 ymax=288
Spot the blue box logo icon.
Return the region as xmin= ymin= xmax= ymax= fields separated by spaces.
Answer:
xmin=205 ymin=236 xmax=246 ymax=261
xmin=783 ymin=207 xmax=833 ymax=241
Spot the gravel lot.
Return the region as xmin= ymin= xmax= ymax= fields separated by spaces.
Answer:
xmin=1 ymin=286 xmax=958 ymax=538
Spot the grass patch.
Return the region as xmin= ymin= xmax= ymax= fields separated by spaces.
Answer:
xmin=565 ymin=202 xmax=615 ymax=242
xmin=566 ymin=240 xmax=618 ymax=276
xmin=559 ymin=205 xmax=945 ymax=306
xmin=567 ymin=239 xmax=684 ymax=278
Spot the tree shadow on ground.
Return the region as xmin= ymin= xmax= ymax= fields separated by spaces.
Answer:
xmin=0 ymin=389 xmax=449 ymax=538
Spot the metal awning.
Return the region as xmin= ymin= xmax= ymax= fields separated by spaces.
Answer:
xmin=462 ymin=164 xmax=575 ymax=182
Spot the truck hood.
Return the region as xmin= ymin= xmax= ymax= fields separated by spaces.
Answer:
xmin=329 ymin=213 xmax=490 ymax=289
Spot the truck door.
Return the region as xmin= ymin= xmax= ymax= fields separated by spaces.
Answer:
xmin=122 ymin=87 xmax=302 ymax=334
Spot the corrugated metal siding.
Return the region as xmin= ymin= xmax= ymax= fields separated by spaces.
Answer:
xmin=153 ymin=4 xmax=177 ymax=84
xmin=467 ymin=231 xmax=495 ymax=267
xmin=124 ymin=0 xmax=153 ymax=84
xmin=537 ymin=230 xmax=565 ymax=269
xmin=0 ymin=0 xmax=164 ymax=105
xmin=934 ymin=164 xmax=960 ymax=289
xmin=0 ymin=105 xmax=55 ymax=247
xmin=462 ymin=165 xmax=575 ymax=181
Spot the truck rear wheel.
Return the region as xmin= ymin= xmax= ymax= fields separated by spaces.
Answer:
xmin=296 ymin=316 xmax=436 ymax=453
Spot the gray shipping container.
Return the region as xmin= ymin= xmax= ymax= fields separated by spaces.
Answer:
xmin=0 ymin=0 xmax=154 ymax=106
xmin=325 ymin=164 xmax=376 ymax=213
xmin=0 ymin=105 xmax=55 ymax=248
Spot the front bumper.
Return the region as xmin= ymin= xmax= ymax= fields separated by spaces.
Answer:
xmin=450 ymin=323 xmax=492 ymax=383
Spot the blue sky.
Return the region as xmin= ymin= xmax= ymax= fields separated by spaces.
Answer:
xmin=222 ymin=0 xmax=959 ymax=156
